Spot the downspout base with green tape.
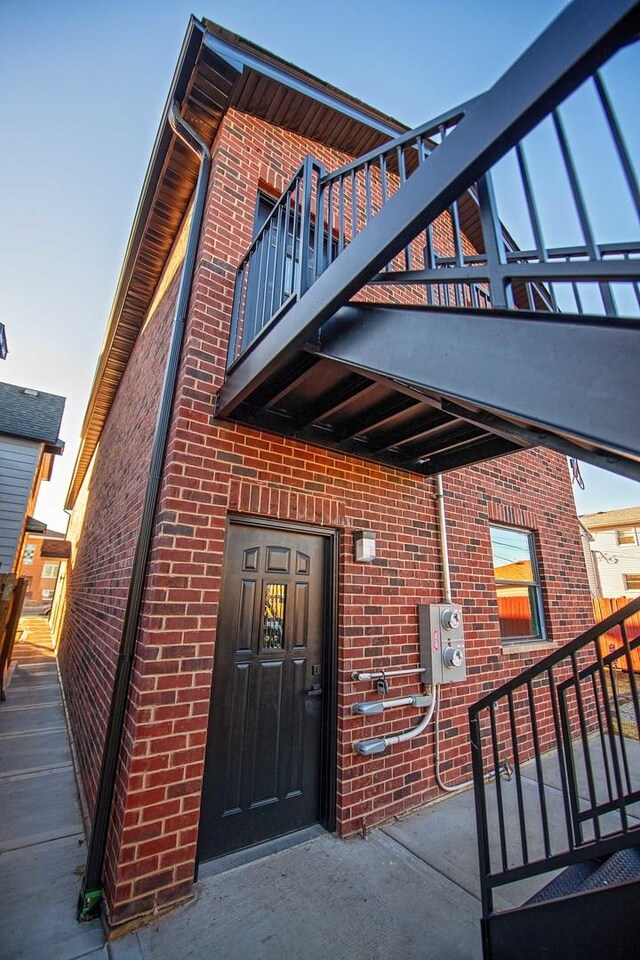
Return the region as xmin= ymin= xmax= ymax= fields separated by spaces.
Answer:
xmin=78 ymin=889 xmax=103 ymax=923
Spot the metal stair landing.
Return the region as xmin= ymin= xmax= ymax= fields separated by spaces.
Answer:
xmin=229 ymin=347 xmax=523 ymax=478
xmin=217 ymin=0 xmax=640 ymax=480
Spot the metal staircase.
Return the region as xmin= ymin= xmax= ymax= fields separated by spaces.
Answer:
xmin=469 ymin=596 xmax=640 ymax=960
xmin=217 ymin=0 xmax=640 ymax=480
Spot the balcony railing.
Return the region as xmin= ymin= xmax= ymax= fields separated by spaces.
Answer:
xmin=225 ymin=1 xmax=638 ymax=375
xmin=226 ymin=157 xmax=325 ymax=367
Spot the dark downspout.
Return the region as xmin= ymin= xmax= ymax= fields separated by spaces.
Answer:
xmin=78 ymin=102 xmax=211 ymax=921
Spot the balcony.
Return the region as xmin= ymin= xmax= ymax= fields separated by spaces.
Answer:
xmin=217 ymin=0 xmax=640 ymax=481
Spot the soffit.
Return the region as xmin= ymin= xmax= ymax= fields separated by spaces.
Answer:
xmin=65 ymin=22 xmax=413 ymax=509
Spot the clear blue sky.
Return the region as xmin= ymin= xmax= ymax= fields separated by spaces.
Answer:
xmin=1 ymin=0 xmax=638 ymax=531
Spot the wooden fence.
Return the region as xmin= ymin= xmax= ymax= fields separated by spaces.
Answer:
xmin=0 ymin=574 xmax=28 ymax=699
xmin=593 ymin=596 xmax=640 ymax=672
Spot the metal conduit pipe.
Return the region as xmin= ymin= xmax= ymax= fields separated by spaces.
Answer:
xmin=354 ymin=690 xmax=437 ymax=755
xmin=351 ymin=667 xmax=425 ymax=682
xmin=433 ymin=472 xmax=476 ymax=791
xmin=433 ymin=474 xmax=506 ymax=791
xmin=352 ymin=694 xmax=431 ymax=716
xmin=384 ymin=688 xmax=437 ymax=746
xmin=435 ymin=474 xmax=452 ymax=604
xmin=435 ymin=688 xmax=511 ymax=790
xmin=78 ymin=102 xmax=211 ymax=922
xmin=434 ymin=687 xmax=476 ymax=792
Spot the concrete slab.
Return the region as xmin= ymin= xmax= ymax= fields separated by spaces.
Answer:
xmin=532 ymin=736 xmax=640 ymax=794
xmin=0 ymin=700 xmax=65 ymax=733
xmin=0 ymin=834 xmax=105 ymax=960
xmin=2 ymin=682 xmax=60 ymax=705
xmin=0 ymin=725 xmax=72 ymax=776
xmin=8 ymin=663 xmax=59 ymax=688
xmin=0 ymin=767 xmax=83 ymax=850
xmin=110 ymin=830 xmax=484 ymax=960
xmin=381 ymin=777 xmax=571 ymax=909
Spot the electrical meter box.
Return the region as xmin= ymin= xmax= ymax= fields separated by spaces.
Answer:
xmin=419 ymin=604 xmax=467 ymax=685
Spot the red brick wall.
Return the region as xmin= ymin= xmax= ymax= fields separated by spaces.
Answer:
xmin=60 ymin=108 xmax=593 ymax=927
xmin=58 ymin=272 xmax=180 ymax=815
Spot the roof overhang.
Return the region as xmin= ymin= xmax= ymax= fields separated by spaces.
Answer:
xmin=41 ymin=538 xmax=72 ymax=560
xmin=25 ymin=517 xmax=47 ymax=534
xmin=65 ymin=19 xmax=414 ymax=510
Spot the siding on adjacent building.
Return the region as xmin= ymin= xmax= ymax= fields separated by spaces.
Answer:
xmin=579 ymin=524 xmax=601 ymax=597
xmin=0 ymin=436 xmax=41 ymax=574
xmin=588 ymin=527 xmax=640 ymax=597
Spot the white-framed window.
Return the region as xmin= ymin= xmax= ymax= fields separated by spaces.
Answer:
xmin=41 ymin=589 xmax=54 ymax=600
xmin=489 ymin=525 xmax=546 ymax=643
xmin=23 ymin=544 xmax=35 ymax=565
xmin=42 ymin=563 xmax=60 ymax=579
xmin=624 ymin=574 xmax=640 ymax=592
xmin=617 ymin=527 xmax=639 ymax=546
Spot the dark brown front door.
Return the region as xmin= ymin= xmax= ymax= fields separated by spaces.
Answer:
xmin=198 ymin=520 xmax=332 ymax=862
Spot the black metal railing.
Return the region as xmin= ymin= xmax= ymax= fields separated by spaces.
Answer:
xmin=227 ymin=157 xmax=325 ymax=366
xmin=366 ymin=66 xmax=640 ymax=318
xmin=469 ymin=596 xmax=640 ymax=922
xmin=314 ymin=102 xmax=467 ymax=277
xmin=225 ymin=1 xmax=638 ymax=374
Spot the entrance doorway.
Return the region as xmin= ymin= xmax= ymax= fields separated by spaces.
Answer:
xmin=198 ymin=519 xmax=336 ymax=862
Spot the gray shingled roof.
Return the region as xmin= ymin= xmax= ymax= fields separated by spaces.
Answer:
xmin=0 ymin=382 xmax=65 ymax=446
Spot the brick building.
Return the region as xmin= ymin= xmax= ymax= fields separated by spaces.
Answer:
xmin=18 ymin=528 xmax=67 ymax=613
xmin=55 ymin=20 xmax=594 ymax=929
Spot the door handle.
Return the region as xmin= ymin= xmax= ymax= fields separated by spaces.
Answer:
xmin=305 ymin=683 xmax=323 ymax=697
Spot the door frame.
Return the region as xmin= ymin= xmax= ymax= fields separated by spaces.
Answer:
xmin=197 ymin=514 xmax=339 ymax=867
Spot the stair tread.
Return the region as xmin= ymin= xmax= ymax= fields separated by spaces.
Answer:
xmin=527 ymin=861 xmax=599 ymax=904
xmin=579 ymin=847 xmax=640 ymax=893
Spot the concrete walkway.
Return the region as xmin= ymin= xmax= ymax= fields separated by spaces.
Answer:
xmin=2 ymin=621 xmax=638 ymax=960
xmin=0 ymin=617 xmax=105 ymax=960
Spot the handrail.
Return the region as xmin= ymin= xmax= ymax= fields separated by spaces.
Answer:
xmin=243 ymin=160 xmax=308 ymax=265
xmin=473 ymin=595 xmax=640 ymax=713
xmin=470 ymin=596 xmax=640 ymax=920
xmin=312 ymin=98 xmax=468 ymax=281
xmin=319 ymin=97 xmax=475 ymax=187
xmin=226 ymin=156 xmax=325 ymax=365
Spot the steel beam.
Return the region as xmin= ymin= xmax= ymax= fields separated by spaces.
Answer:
xmin=369 ymin=258 xmax=640 ymax=286
xmin=217 ymin=0 xmax=639 ymax=418
xmin=309 ymin=303 xmax=640 ymax=477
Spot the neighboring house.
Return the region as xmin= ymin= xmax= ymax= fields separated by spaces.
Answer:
xmin=0 ymin=382 xmax=65 ymax=579
xmin=56 ymin=20 xmax=594 ymax=929
xmin=578 ymin=518 xmax=602 ymax=597
xmin=581 ymin=506 xmax=640 ymax=598
xmin=18 ymin=529 xmax=68 ymax=613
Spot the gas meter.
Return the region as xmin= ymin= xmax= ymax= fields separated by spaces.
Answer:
xmin=419 ymin=604 xmax=467 ymax=685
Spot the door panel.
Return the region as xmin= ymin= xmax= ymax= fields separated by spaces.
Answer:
xmin=199 ymin=522 xmax=329 ymax=861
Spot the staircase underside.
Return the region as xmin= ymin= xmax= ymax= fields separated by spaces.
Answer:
xmin=222 ymin=320 xmax=524 ymax=478
xmin=220 ymin=302 xmax=640 ymax=479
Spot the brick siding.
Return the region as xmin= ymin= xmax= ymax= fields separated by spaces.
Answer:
xmin=58 ymin=108 xmax=594 ymax=927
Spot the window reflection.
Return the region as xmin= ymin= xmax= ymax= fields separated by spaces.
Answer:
xmin=262 ymin=583 xmax=286 ymax=650
xmin=490 ymin=526 xmax=545 ymax=642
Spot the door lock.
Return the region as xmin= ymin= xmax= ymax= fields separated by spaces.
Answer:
xmin=306 ymin=683 xmax=323 ymax=697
